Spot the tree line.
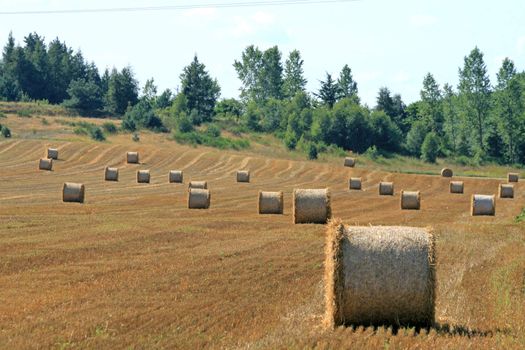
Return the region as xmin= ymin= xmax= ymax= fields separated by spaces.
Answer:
xmin=1 ymin=32 xmax=524 ymax=165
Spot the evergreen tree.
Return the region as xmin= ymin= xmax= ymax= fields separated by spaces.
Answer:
xmin=315 ymin=73 xmax=338 ymax=108
xmin=105 ymin=67 xmax=139 ymax=115
xmin=442 ymin=84 xmax=460 ymax=154
xmin=283 ymin=49 xmax=307 ymax=99
xmin=337 ymin=64 xmax=358 ymax=101
xmin=180 ymin=55 xmax=221 ymax=124
xmin=421 ymin=132 xmax=440 ymax=162
xmin=420 ymin=73 xmax=443 ymax=135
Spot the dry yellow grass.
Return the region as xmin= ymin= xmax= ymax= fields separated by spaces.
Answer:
xmin=0 ymin=114 xmax=525 ymax=349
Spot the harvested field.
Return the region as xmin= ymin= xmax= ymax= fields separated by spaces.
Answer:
xmin=1 ymin=120 xmax=525 ymax=349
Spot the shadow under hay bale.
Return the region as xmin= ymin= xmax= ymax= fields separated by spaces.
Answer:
xmin=441 ymin=168 xmax=453 ymax=177
xmin=293 ymin=188 xmax=331 ymax=224
xmin=349 ymin=177 xmax=362 ymax=190
xmin=508 ymin=172 xmax=519 ymax=183
xmin=169 ymin=170 xmax=183 ymax=183
xmin=47 ymin=148 xmax=58 ymax=160
xmin=324 ymin=220 xmax=435 ymax=329
xmin=189 ymin=181 xmax=207 ymax=189
xmin=137 ymin=170 xmax=150 ymax=183
xmin=344 ymin=157 xmax=355 ymax=167
xmin=127 ymin=151 xmax=139 ymax=164
xmin=258 ymin=191 xmax=283 ymax=214
xmin=401 ymin=190 xmax=421 ymax=210
xmin=236 ymin=170 xmax=250 ymax=183
xmin=450 ymin=181 xmax=464 ymax=194
xmin=62 ymin=182 xmax=85 ymax=203
xmin=38 ymin=158 xmax=52 ymax=171
xmin=379 ymin=182 xmax=394 ymax=196
xmin=105 ymin=167 xmax=119 ymax=181
xmin=499 ymin=184 xmax=514 ymax=199
xmin=471 ymin=194 xmax=495 ymax=216
xmin=188 ymin=188 xmax=210 ymax=209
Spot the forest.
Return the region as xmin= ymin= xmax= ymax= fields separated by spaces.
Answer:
xmin=1 ymin=31 xmax=524 ymax=165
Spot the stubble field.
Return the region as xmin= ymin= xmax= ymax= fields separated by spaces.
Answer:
xmin=0 ymin=114 xmax=524 ymax=349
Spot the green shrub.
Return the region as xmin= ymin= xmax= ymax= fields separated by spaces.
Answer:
xmin=173 ymin=130 xmax=249 ymax=150
xmin=102 ymin=122 xmax=118 ymax=134
xmin=132 ymin=133 xmax=140 ymax=142
xmin=74 ymin=126 xmax=89 ymax=135
xmin=364 ymin=145 xmax=381 ymax=159
xmin=421 ymin=132 xmax=440 ymax=163
xmin=41 ymin=118 xmax=49 ymax=125
xmin=0 ymin=111 xmax=6 ymax=118
xmin=1 ymin=126 xmax=11 ymax=138
xmin=17 ymin=109 xmax=32 ymax=118
xmin=307 ymin=143 xmax=318 ymax=160
xmin=206 ymin=124 xmax=221 ymax=137
xmin=90 ymin=127 xmax=106 ymax=141
xmin=516 ymin=208 xmax=525 ymax=223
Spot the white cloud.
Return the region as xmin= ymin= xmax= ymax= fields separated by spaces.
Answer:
xmin=409 ymin=14 xmax=438 ymax=28
xmin=517 ymin=36 xmax=525 ymax=55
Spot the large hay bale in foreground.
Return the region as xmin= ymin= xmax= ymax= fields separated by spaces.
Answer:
xmin=324 ymin=220 xmax=435 ymax=328
xmin=188 ymin=181 xmax=207 ymax=189
xmin=105 ymin=167 xmax=119 ymax=181
xmin=499 ymin=184 xmax=514 ymax=199
xmin=236 ymin=170 xmax=250 ymax=183
xmin=127 ymin=151 xmax=139 ymax=164
xmin=293 ymin=188 xmax=331 ymax=224
xmin=258 ymin=191 xmax=283 ymax=214
xmin=38 ymin=158 xmax=53 ymax=171
xmin=379 ymin=182 xmax=394 ymax=196
xmin=137 ymin=170 xmax=150 ymax=183
xmin=449 ymin=181 xmax=464 ymax=194
xmin=169 ymin=170 xmax=183 ymax=183
xmin=349 ymin=177 xmax=362 ymax=190
xmin=47 ymin=148 xmax=58 ymax=160
xmin=188 ymin=188 xmax=210 ymax=209
xmin=62 ymin=182 xmax=85 ymax=203
xmin=344 ymin=157 xmax=355 ymax=167
xmin=508 ymin=173 xmax=519 ymax=183
xmin=401 ymin=190 xmax=421 ymax=210
xmin=471 ymin=194 xmax=495 ymax=216
xmin=441 ymin=168 xmax=453 ymax=177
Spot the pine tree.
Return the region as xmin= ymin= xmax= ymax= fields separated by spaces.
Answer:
xmin=315 ymin=73 xmax=338 ymax=108
xmin=337 ymin=64 xmax=358 ymax=101
xmin=283 ymin=50 xmax=307 ymax=99
xmin=420 ymin=73 xmax=443 ymax=135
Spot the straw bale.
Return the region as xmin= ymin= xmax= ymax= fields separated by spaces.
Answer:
xmin=47 ymin=148 xmax=58 ymax=160
xmin=39 ymin=158 xmax=53 ymax=171
xmin=449 ymin=181 xmax=464 ymax=194
xmin=499 ymin=184 xmax=514 ymax=199
xmin=471 ymin=194 xmax=495 ymax=216
xmin=293 ymin=188 xmax=331 ymax=224
xmin=237 ymin=170 xmax=250 ymax=183
xmin=349 ymin=177 xmax=362 ymax=190
xmin=137 ymin=170 xmax=150 ymax=183
xmin=188 ymin=188 xmax=210 ymax=209
xmin=105 ymin=167 xmax=119 ymax=181
xmin=508 ymin=173 xmax=519 ymax=183
xmin=258 ymin=191 xmax=283 ymax=214
xmin=169 ymin=170 xmax=183 ymax=183
xmin=62 ymin=182 xmax=85 ymax=203
xmin=401 ymin=190 xmax=421 ymax=210
xmin=441 ymin=168 xmax=453 ymax=177
xmin=379 ymin=182 xmax=394 ymax=196
xmin=188 ymin=181 xmax=207 ymax=189
xmin=344 ymin=157 xmax=355 ymax=167
xmin=127 ymin=151 xmax=139 ymax=164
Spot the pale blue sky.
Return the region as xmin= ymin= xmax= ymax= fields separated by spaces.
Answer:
xmin=1 ymin=0 xmax=524 ymax=106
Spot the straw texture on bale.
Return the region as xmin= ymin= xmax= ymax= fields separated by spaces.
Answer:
xmin=188 ymin=181 xmax=207 ymax=189
xmin=258 ymin=191 xmax=284 ymax=214
xmin=47 ymin=148 xmax=58 ymax=160
xmin=449 ymin=181 xmax=464 ymax=194
xmin=293 ymin=188 xmax=331 ymax=224
xmin=38 ymin=158 xmax=53 ymax=171
xmin=379 ymin=182 xmax=394 ymax=196
xmin=441 ymin=168 xmax=453 ymax=177
xmin=188 ymin=188 xmax=211 ymax=209
xmin=137 ymin=170 xmax=150 ymax=183
xmin=168 ymin=170 xmax=183 ymax=183
xmin=499 ymin=184 xmax=514 ymax=199
xmin=236 ymin=170 xmax=250 ymax=183
xmin=344 ymin=157 xmax=355 ymax=167
xmin=324 ymin=220 xmax=436 ymax=328
xmin=105 ymin=167 xmax=119 ymax=181
xmin=127 ymin=151 xmax=139 ymax=164
xmin=62 ymin=182 xmax=85 ymax=203
xmin=508 ymin=173 xmax=519 ymax=183
xmin=349 ymin=177 xmax=362 ymax=190
xmin=471 ymin=194 xmax=495 ymax=216
xmin=401 ymin=190 xmax=421 ymax=210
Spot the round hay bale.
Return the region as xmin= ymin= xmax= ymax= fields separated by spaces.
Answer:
xmin=127 ymin=151 xmax=139 ymax=164
xmin=349 ymin=177 xmax=362 ymax=190
xmin=38 ymin=158 xmax=53 ymax=171
xmin=344 ymin=157 xmax=355 ymax=167
xmin=441 ymin=168 xmax=453 ymax=177
xmin=499 ymin=184 xmax=514 ymax=199
xmin=293 ymin=188 xmax=331 ymax=224
xmin=379 ymin=182 xmax=394 ymax=196
xmin=449 ymin=181 xmax=464 ymax=194
xmin=324 ymin=220 xmax=435 ymax=328
xmin=471 ymin=194 xmax=495 ymax=216
xmin=47 ymin=148 xmax=58 ymax=160
xmin=508 ymin=173 xmax=519 ymax=183
xmin=169 ymin=170 xmax=183 ymax=183
xmin=258 ymin=191 xmax=283 ymax=214
xmin=62 ymin=182 xmax=85 ymax=203
xmin=137 ymin=170 xmax=150 ymax=183
xmin=105 ymin=167 xmax=119 ymax=181
xmin=236 ymin=170 xmax=250 ymax=183
xmin=401 ymin=190 xmax=421 ymax=210
xmin=188 ymin=188 xmax=210 ymax=209
xmin=188 ymin=181 xmax=207 ymax=189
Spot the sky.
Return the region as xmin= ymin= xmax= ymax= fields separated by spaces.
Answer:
xmin=0 ymin=0 xmax=524 ymax=106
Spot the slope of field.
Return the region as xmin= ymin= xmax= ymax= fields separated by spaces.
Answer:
xmin=0 ymin=116 xmax=525 ymax=349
